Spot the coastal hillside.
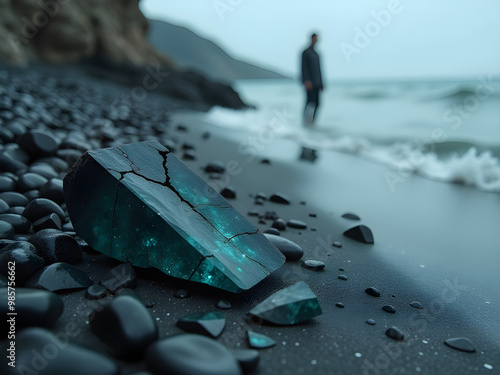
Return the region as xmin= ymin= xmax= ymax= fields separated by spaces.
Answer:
xmin=147 ymin=19 xmax=286 ymax=82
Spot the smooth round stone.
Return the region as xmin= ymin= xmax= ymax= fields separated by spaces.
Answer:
xmin=366 ymin=319 xmax=376 ymax=325
xmin=0 ymin=176 xmax=16 ymax=192
xmin=233 ymin=349 xmax=259 ymax=374
xmin=146 ymin=334 xmax=242 ymax=375
xmin=37 ymin=156 xmax=69 ymax=172
xmin=220 ymin=186 xmax=236 ymax=199
xmin=22 ymin=198 xmax=66 ymax=223
xmin=409 ymin=301 xmax=423 ymax=309
xmin=91 ymin=296 xmax=158 ymax=359
xmin=338 ymin=275 xmax=348 ymax=281
xmin=33 ymin=213 xmax=63 ymax=231
xmin=216 ymin=299 xmax=232 ymax=310
xmin=342 ymin=212 xmax=361 ymax=221
xmin=247 ymin=210 xmax=259 ymax=217
xmin=0 ymin=288 xmax=63 ymax=329
xmin=365 ymin=287 xmax=381 ymax=297
xmin=0 ymin=150 xmax=27 ymax=173
xmin=444 ymin=337 xmax=476 ymax=353
xmin=269 ymin=193 xmax=290 ymax=205
xmin=8 ymin=206 xmax=24 ymax=215
xmin=0 ymin=220 xmax=15 ymax=239
xmin=8 ymin=328 xmax=119 ymax=375
xmin=0 ymin=244 xmax=45 ymax=284
xmin=264 ymin=227 xmax=280 ymax=236
xmin=26 ymin=262 xmax=93 ymax=292
xmin=302 ymin=260 xmax=326 ymax=271
xmin=0 ymin=126 xmax=15 ymax=142
xmin=332 ymin=241 xmax=342 ymax=248
xmin=174 ymin=289 xmax=190 ymax=299
xmin=335 ymin=302 xmax=345 ymax=308
xmin=386 ymin=327 xmax=404 ymax=341
xmin=28 ymin=163 xmax=58 ymax=179
xmin=263 ymin=234 xmax=304 ymax=261
xmin=254 ymin=197 xmax=264 ymax=205
xmin=38 ymin=178 xmax=65 ymax=204
xmin=0 ymin=199 xmax=9 ymax=214
xmin=0 ymin=213 xmax=31 ymax=233
xmin=204 ymin=161 xmax=225 ymax=173
xmin=0 ymin=191 xmax=29 ymax=207
xmin=287 ymin=219 xmax=307 ymax=229
xmin=271 ymin=219 xmax=286 ymax=231
xmin=16 ymin=173 xmax=48 ymax=193
xmin=183 ymin=150 xmax=196 ymax=160
xmin=17 ymin=130 xmax=58 ymax=158
xmin=23 ymin=189 xmax=40 ymax=201
xmin=86 ymin=284 xmax=109 ymax=300
xmin=29 ymin=229 xmax=82 ymax=264
xmin=382 ymin=305 xmax=396 ymax=314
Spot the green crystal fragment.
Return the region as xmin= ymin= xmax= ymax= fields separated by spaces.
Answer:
xmin=248 ymin=281 xmax=322 ymax=325
xmin=63 ymin=141 xmax=285 ymax=293
xmin=247 ymin=331 xmax=276 ymax=349
xmin=176 ymin=311 xmax=226 ymax=338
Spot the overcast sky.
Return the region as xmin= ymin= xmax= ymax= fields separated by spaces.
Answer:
xmin=140 ymin=0 xmax=500 ymax=80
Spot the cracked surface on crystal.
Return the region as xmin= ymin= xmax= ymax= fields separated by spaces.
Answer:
xmin=64 ymin=141 xmax=285 ymax=292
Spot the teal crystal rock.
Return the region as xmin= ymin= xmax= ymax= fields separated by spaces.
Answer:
xmin=248 ymin=281 xmax=322 ymax=325
xmin=176 ymin=311 xmax=226 ymax=338
xmin=63 ymin=141 xmax=285 ymax=293
xmin=247 ymin=331 xmax=276 ymax=349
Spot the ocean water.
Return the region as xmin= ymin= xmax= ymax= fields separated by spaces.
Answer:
xmin=204 ymin=78 xmax=500 ymax=193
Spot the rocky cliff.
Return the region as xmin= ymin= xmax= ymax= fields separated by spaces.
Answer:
xmin=0 ymin=0 xmax=173 ymax=67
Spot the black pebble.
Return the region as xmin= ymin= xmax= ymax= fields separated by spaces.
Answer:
xmin=409 ymin=301 xmax=423 ymax=309
xmin=216 ymin=299 xmax=232 ymax=310
xmin=382 ymin=305 xmax=396 ymax=313
xmin=338 ymin=275 xmax=348 ymax=281
xmin=16 ymin=173 xmax=48 ymax=193
xmin=33 ymin=213 xmax=62 ymax=231
xmin=17 ymin=130 xmax=58 ymax=158
xmin=366 ymin=319 xmax=376 ymax=325
xmin=342 ymin=213 xmax=361 ymax=221
xmin=264 ymin=228 xmax=280 ymax=236
xmin=302 ymin=260 xmax=326 ymax=271
xmin=91 ymin=295 xmax=158 ymax=359
xmin=269 ymin=193 xmax=290 ymax=205
xmin=29 ymin=229 xmax=82 ymax=264
xmin=86 ymin=284 xmax=108 ymax=300
xmin=335 ymin=303 xmax=345 ymax=308
xmin=365 ymin=287 xmax=381 ymax=297
xmin=146 ymin=334 xmax=241 ymax=375
xmin=343 ymin=225 xmax=374 ymax=244
xmin=100 ymin=263 xmax=137 ymax=293
xmin=0 ymin=191 xmax=29 ymax=207
xmin=183 ymin=150 xmax=196 ymax=160
xmin=8 ymin=206 xmax=24 ymax=215
xmin=264 ymin=234 xmax=304 ymax=261
xmin=39 ymin=178 xmax=65 ymax=204
xmin=385 ymin=326 xmax=404 ymax=341
xmin=205 ymin=161 xmax=225 ymax=173
xmin=332 ymin=241 xmax=342 ymax=248
xmin=287 ymin=219 xmax=307 ymax=229
xmin=444 ymin=337 xmax=476 ymax=353
xmin=272 ymin=219 xmax=286 ymax=231
xmin=0 ymin=220 xmax=15 ymax=239
xmin=0 ymin=199 xmax=9 ymax=215
xmin=0 ymin=213 xmax=31 ymax=233
xmin=26 ymin=262 xmax=93 ymax=292
xmin=0 ymin=243 xmax=45 ymax=284
xmin=220 ymin=186 xmax=236 ymax=199
xmin=10 ymin=327 xmax=118 ymax=375
xmin=0 ymin=288 xmax=63 ymax=329
xmin=247 ymin=210 xmax=259 ymax=217
xmin=22 ymin=198 xmax=65 ymax=223
xmin=0 ymin=176 xmax=16 ymax=192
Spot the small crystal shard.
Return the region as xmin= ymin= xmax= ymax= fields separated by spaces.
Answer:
xmin=343 ymin=225 xmax=374 ymax=244
xmin=63 ymin=141 xmax=285 ymax=293
xmin=247 ymin=331 xmax=276 ymax=349
xmin=248 ymin=281 xmax=322 ymax=325
xmin=176 ymin=311 xmax=226 ymax=338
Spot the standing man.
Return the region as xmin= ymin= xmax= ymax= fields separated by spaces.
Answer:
xmin=301 ymin=33 xmax=323 ymax=126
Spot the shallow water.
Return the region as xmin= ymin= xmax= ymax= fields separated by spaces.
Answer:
xmin=205 ymin=78 xmax=500 ymax=193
